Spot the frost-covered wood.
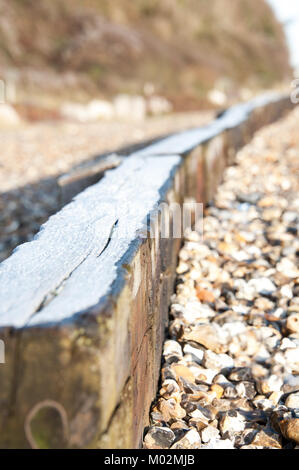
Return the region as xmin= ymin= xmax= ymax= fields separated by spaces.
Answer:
xmin=0 ymin=93 xmax=294 ymax=449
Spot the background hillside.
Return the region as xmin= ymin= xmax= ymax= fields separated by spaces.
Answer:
xmin=0 ymin=0 xmax=291 ymax=110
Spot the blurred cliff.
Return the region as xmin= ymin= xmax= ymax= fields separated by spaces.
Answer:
xmin=0 ymin=0 xmax=291 ymax=114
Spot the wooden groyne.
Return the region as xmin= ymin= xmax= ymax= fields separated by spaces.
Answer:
xmin=0 ymin=93 xmax=294 ymax=448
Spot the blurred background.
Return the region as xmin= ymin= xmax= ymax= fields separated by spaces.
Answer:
xmin=0 ymin=0 xmax=294 ymax=114
xmin=0 ymin=0 xmax=297 ymax=262
xmin=267 ymin=0 xmax=299 ymax=74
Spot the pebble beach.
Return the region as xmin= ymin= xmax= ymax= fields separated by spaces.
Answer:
xmin=144 ymin=107 xmax=299 ymax=450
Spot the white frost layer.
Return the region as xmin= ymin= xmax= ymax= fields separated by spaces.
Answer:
xmin=0 ymin=155 xmax=181 ymax=328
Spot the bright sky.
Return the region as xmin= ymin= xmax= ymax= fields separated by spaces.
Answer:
xmin=266 ymin=0 xmax=299 ymax=68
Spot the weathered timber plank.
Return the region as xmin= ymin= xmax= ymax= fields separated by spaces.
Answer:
xmin=0 ymin=154 xmax=183 ymax=448
xmin=0 ymin=155 xmax=181 ymax=328
xmin=0 ymin=93 xmax=295 ymax=449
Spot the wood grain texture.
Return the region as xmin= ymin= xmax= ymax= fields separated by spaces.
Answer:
xmin=0 ymin=155 xmax=181 ymax=328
